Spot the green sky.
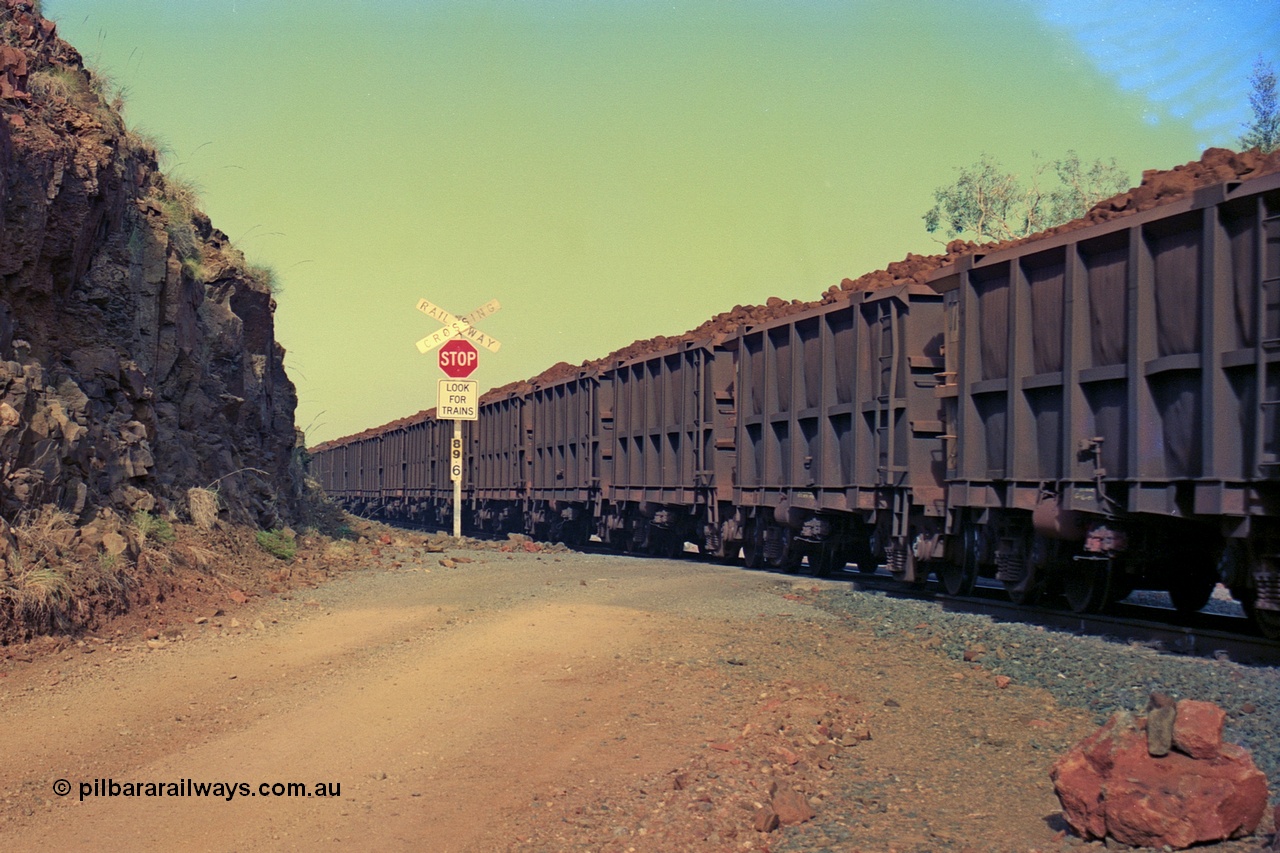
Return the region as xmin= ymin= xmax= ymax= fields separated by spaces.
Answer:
xmin=44 ymin=0 xmax=1268 ymax=443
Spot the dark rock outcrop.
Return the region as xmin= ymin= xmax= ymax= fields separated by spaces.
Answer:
xmin=0 ymin=3 xmax=300 ymax=534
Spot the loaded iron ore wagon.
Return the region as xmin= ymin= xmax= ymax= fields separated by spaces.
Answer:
xmin=928 ymin=169 xmax=1280 ymax=636
xmin=310 ymin=169 xmax=1280 ymax=639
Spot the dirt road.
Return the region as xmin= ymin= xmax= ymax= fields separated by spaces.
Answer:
xmin=0 ymin=543 xmax=1097 ymax=852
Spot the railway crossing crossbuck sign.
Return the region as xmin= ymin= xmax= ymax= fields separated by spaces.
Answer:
xmin=414 ymin=298 xmax=502 ymax=354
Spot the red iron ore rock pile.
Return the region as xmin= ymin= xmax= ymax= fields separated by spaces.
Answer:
xmin=485 ymin=148 xmax=1280 ymax=404
xmin=1050 ymin=697 xmax=1270 ymax=849
xmin=320 ymin=147 xmax=1280 ymax=448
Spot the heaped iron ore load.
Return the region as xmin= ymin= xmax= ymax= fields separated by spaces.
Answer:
xmin=310 ymin=156 xmax=1280 ymax=640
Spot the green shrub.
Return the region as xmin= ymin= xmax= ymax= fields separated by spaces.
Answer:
xmin=181 ymin=256 xmax=207 ymax=283
xmin=132 ymin=510 xmax=176 ymax=544
xmin=246 ymin=262 xmax=281 ymax=295
xmin=255 ymin=529 xmax=297 ymax=561
xmin=158 ymin=175 xmax=204 ymax=261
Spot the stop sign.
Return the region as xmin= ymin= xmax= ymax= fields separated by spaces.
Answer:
xmin=438 ymin=338 xmax=479 ymax=378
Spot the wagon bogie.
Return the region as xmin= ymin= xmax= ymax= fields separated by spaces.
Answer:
xmin=475 ymin=499 xmax=522 ymax=538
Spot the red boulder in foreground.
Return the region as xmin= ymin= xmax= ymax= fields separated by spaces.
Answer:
xmin=1050 ymin=702 xmax=1269 ymax=849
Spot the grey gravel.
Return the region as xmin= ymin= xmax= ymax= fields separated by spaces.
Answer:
xmin=812 ymin=587 xmax=1280 ymax=790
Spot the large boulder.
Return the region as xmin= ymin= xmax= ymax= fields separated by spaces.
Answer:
xmin=1050 ymin=701 xmax=1269 ymax=849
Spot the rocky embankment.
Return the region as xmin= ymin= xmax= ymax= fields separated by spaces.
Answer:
xmin=0 ymin=0 xmax=304 ymax=640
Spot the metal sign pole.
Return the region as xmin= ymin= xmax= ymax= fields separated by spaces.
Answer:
xmin=452 ymin=419 xmax=463 ymax=539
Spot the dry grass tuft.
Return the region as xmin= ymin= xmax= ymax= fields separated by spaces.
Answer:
xmin=12 ymin=505 xmax=76 ymax=564
xmin=188 ymin=487 xmax=220 ymax=530
xmin=122 ymin=126 xmax=169 ymax=161
xmin=26 ymin=67 xmax=83 ymax=103
xmin=75 ymin=551 xmax=129 ymax=597
xmin=172 ymin=544 xmax=218 ymax=572
xmin=135 ymin=546 xmax=173 ymax=576
xmin=13 ymin=565 xmax=71 ymax=622
xmin=324 ymin=540 xmax=356 ymax=560
xmin=162 ymin=173 xmax=203 ymax=215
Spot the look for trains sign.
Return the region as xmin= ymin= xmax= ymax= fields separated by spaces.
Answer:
xmin=437 ymin=379 xmax=477 ymax=421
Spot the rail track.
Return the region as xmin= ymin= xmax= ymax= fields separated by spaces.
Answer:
xmin=833 ymin=568 xmax=1280 ymax=666
xmin=357 ymin=513 xmax=1280 ymax=665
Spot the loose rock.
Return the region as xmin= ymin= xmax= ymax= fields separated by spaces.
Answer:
xmin=772 ymin=789 xmax=816 ymax=826
xmin=1172 ymin=698 xmax=1226 ymax=760
xmin=1050 ymin=705 xmax=1270 ymax=849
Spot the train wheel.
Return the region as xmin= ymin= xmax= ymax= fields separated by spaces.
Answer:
xmin=567 ymin=519 xmax=591 ymax=550
xmin=850 ymin=543 xmax=877 ymax=574
xmin=612 ymin=527 xmax=638 ymax=553
xmin=653 ymin=530 xmax=683 ymax=560
xmin=940 ymin=561 xmax=976 ymax=596
xmin=645 ymin=532 xmax=660 ymax=557
xmin=1167 ymin=537 xmax=1222 ymax=615
xmin=766 ymin=529 xmax=802 ymax=573
xmin=742 ymin=529 xmax=765 ymax=569
xmin=942 ymin=524 xmax=981 ymax=596
xmin=849 ymin=528 xmax=881 ymax=575
xmin=809 ymin=544 xmax=843 ymax=578
xmin=776 ymin=546 xmax=803 ymax=574
xmin=1002 ymin=533 xmax=1046 ymax=607
xmin=1168 ymin=565 xmax=1218 ymax=615
xmin=1252 ymin=606 xmax=1280 ymax=640
xmin=1005 ymin=572 xmax=1041 ymax=606
xmin=809 ymin=548 xmax=830 ymax=577
xmin=1240 ymin=592 xmax=1280 ymax=640
xmin=1062 ymin=558 xmax=1115 ymax=613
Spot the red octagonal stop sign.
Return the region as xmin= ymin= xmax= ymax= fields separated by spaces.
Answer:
xmin=438 ymin=338 xmax=479 ymax=378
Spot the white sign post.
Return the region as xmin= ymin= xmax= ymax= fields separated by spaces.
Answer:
xmin=416 ymin=300 xmax=500 ymax=539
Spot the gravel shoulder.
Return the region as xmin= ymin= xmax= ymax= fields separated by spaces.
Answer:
xmin=0 ymin=534 xmax=1276 ymax=852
